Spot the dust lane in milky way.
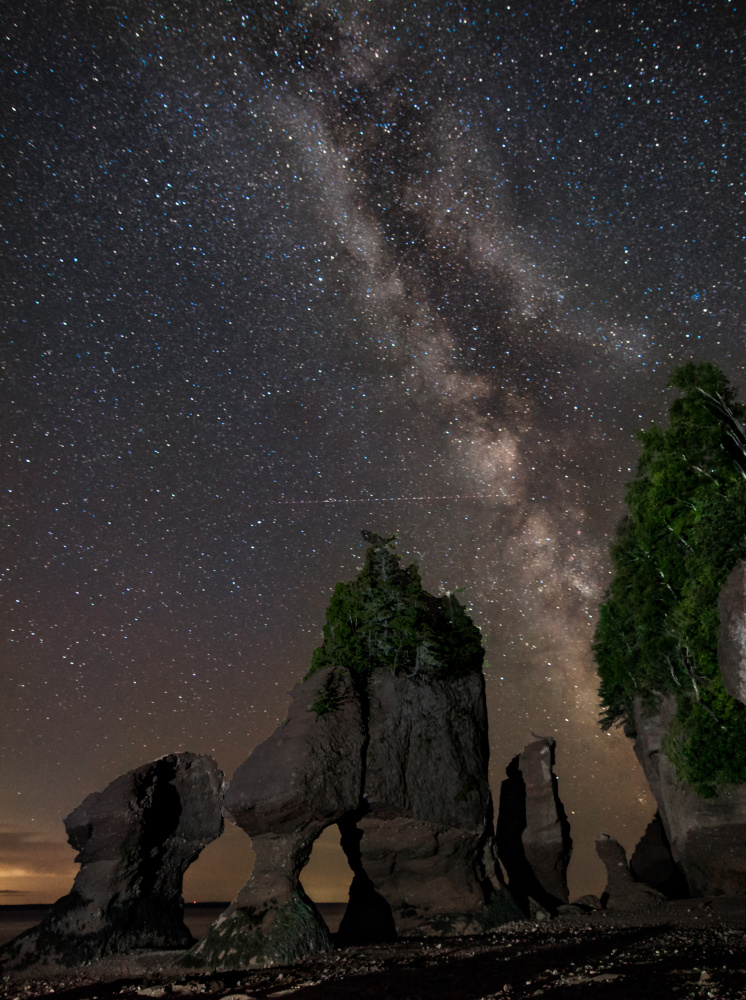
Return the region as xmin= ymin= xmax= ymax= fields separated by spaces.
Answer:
xmin=1 ymin=0 xmax=743 ymax=902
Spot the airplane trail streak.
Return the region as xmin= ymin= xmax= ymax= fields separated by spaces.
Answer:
xmin=261 ymin=493 xmax=513 ymax=505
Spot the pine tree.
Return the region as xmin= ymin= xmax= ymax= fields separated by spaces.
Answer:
xmin=308 ymin=532 xmax=484 ymax=684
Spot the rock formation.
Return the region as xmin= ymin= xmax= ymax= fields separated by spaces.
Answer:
xmin=623 ymin=561 xmax=746 ymax=896
xmin=191 ymin=533 xmax=521 ymax=969
xmin=335 ymin=815 xmax=397 ymax=946
xmin=634 ymin=696 xmax=746 ymax=896
xmin=630 ymin=814 xmax=689 ymax=899
xmin=718 ymin=559 xmax=746 ymax=704
xmin=496 ymin=738 xmax=572 ymax=914
xmin=191 ymin=667 xmax=510 ymax=967
xmin=187 ymin=665 xmax=366 ymax=969
xmin=0 ymin=753 xmax=224 ymax=970
xmin=595 ymin=834 xmax=664 ymax=909
xmin=345 ymin=667 xmax=517 ymax=937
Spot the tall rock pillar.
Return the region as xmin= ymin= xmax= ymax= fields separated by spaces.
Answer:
xmin=496 ymin=738 xmax=572 ymax=913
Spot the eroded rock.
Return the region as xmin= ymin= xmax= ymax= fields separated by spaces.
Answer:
xmin=335 ymin=815 xmax=397 ymax=946
xmin=595 ymin=834 xmax=664 ymax=909
xmin=224 ymin=665 xmax=364 ymax=839
xmin=496 ymin=738 xmax=572 ymax=913
xmin=630 ymin=813 xmax=689 ymax=899
xmin=187 ymin=665 xmax=365 ymax=969
xmin=186 ymin=832 xmax=329 ymax=970
xmin=191 ymin=533 xmax=523 ymax=967
xmin=343 ymin=664 xmax=521 ymax=937
xmin=634 ymin=696 xmax=746 ymax=896
xmin=0 ymin=753 xmax=224 ymax=969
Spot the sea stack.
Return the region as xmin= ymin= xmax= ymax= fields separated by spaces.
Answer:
xmin=0 ymin=753 xmax=224 ymax=970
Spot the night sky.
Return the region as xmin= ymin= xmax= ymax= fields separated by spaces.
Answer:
xmin=2 ymin=0 xmax=744 ymax=906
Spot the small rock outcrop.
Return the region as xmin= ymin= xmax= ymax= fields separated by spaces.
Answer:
xmin=187 ymin=665 xmax=365 ymax=969
xmin=0 ymin=753 xmax=224 ymax=970
xmin=630 ymin=814 xmax=689 ymax=899
xmin=634 ymin=696 xmax=746 ymax=895
xmin=718 ymin=559 xmax=746 ymax=704
xmin=595 ymin=834 xmax=664 ymax=909
xmin=496 ymin=738 xmax=572 ymax=913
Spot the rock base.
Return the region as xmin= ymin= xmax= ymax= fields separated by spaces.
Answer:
xmin=184 ymin=891 xmax=329 ymax=970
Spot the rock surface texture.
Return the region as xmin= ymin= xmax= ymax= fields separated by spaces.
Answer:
xmin=496 ymin=738 xmax=572 ymax=913
xmin=595 ymin=834 xmax=664 ymax=909
xmin=630 ymin=814 xmax=689 ymax=899
xmin=634 ymin=696 xmax=746 ymax=895
xmin=187 ymin=665 xmax=366 ymax=969
xmin=346 ymin=668 xmax=517 ymax=937
xmin=0 ymin=753 xmax=224 ymax=970
xmin=718 ymin=559 xmax=746 ymax=704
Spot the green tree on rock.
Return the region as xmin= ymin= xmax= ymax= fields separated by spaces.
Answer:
xmin=308 ymin=531 xmax=484 ymax=684
xmin=594 ymin=362 xmax=746 ymax=796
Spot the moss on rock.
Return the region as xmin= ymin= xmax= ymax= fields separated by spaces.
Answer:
xmin=183 ymin=892 xmax=329 ymax=970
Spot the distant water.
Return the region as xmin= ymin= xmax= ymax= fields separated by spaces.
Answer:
xmin=0 ymin=906 xmax=50 ymax=948
xmin=0 ymin=902 xmax=347 ymax=949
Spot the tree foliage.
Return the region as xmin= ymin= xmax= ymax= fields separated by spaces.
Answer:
xmin=594 ymin=362 xmax=746 ymax=795
xmin=307 ymin=532 xmax=484 ymax=684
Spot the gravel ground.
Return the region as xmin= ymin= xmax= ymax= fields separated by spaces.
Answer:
xmin=2 ymin=899 xmax=746 ymax=1000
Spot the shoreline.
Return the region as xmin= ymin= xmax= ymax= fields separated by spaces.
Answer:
xmin=2 ymin=897 xmax=746 ymax=999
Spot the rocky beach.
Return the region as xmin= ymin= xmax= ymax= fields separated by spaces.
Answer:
xmin=3 ymin=899 xmax=746 ymax=999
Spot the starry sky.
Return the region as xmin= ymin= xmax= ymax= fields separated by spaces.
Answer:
xmin=2 ymin=0 xmax=744 ymax=906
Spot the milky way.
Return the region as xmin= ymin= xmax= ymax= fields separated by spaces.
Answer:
xmin=1 ymin=0 xmax=744 ymax=903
